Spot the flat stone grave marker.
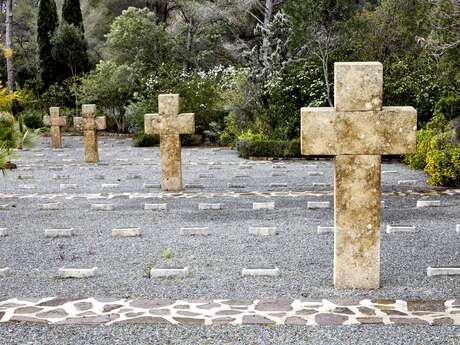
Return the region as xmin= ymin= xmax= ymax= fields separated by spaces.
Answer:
xmin=43 ymin=107 xmax=66 ymax=149
xmin=150 ymin=267 xmax=189 ymax=278
xmin=60 ymin=184 xmax=78 ymax=191
xmin=199 ymin=203 xmax=222 ymax=210
xmin=0 ymin=228 xmax=8 ymax=237
xmin=301 ymin=62 xmax=417 ymax=289
xmin=112 ymin=227 xmax=142 ymax=238
xmin=180 ymin=227 xmax=209 ymax=236
xmin=416 ymin=200 xmax=441 ymax=208
xmin=456 ymin=224 xmax=460 ymax=233
xmin=144 ymin=203 xmax=167 ymax=210
xmin=398 ymin=180 xmax=417 ymax=186
xmin=38 ymin=203 xmax=62 ymax=211
xmin=59 ymin=267 xmax=97 ymax=279
xmin=317 ymin=226 xmax=335 ymax=234
xmin=0 ymin=204 xmax=9 ymax=210
xmin=249 ymin=226 xmax=278 ymax=236
xmin=253 ymin=202 xmax=275 ymax=210
xmin=91 ymin=204 xmax=114 ymax=211
xmin=386 ymin=225 xmax=416 ymax=234
xmin=427 ymin=267 xmax=460 ymax=277
xmin=242 ymin=267 xmax=280 ymax=277
xmin=144 ymin=94 xmax=195 ymax=191
xmin=307 ymin=201 xmax=330 ymax=209
xmin=45 ymin=228 xmax=74 ymax=238
xmin=74 ymin=104 xmax=106 ymax=163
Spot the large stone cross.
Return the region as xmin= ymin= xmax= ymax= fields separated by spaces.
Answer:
xmin=301 ymin=62 xmax=417 ymax=289
xmin=144 ymin=94 xmax=195 ymax=191
xmin=74 ymin=104 xmax=106 ymax=163
xmin=43 ymin=107 xmax=66 ymax=149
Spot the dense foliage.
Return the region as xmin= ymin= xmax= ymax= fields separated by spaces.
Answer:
xmin=0 ymin=0 xmax=459 ymax=184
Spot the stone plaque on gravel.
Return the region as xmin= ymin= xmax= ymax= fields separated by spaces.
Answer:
xmin=143 ymin=183 xmax=161 ymax=189
xmin=60 ymin=184 xmax=78 ymax=191
xmin=398 ymin=180 xmax=417 ymax=186
xmin=317 ymin=226 xmax=335 ymax=234
xmin=0 ymin=204 xmax=9 ymax=210
xmin=199 ymin=203 xmax=222 ymax=210
xmin=307 ymin=171 xmax=324 ymax=176
xmin=301 ymin=62 xmax=417 ymax=289
xmin=242 ymin=267 xmax=280 ymax=277
xmin=386 ymin=225 xmax=416 ymax=234
xmin=416 ymin=200 xmax=441 ymax=208
xmin=180 ymin=227 xmax=209 ymax=236
xmin=144 ymin=94 xmax=195 ymax=191
xmin=248 ymin=227 xmax=277 ymax=236
xmin=307 ymin=201 xmax=330 ymax=209
xmin=39 ymin=203 xmax=62 ymax=211
xmin=91 ymin=204 xmax=114 ymax=211
xmin=253 ymin=202 xmax=275 ymax=210
xmin=0 ymin=228 xmax=8 ymax=237
xmin=101 ymin=184 xmax=120 ymax=190
xmin=456 ymin=224 xmax=460 ymax=233
xmin=59 ymin=267 xmax=98 ymax=279
xmin=150 ymin=267 xmax=189 ymax=278
xmin=144 ymin=203 xmax=167 ymax=210
xmin=45 ymin=228 xmax=74 ymax=238
xmin=112 ymin=227 xmax=142 ymax=238
xmin=427 ymin=267 xmax=460 ymax=277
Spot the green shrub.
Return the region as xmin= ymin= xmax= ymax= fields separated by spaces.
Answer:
xmin=238 ymin=138 xmax=301 ymax=159
xmin=133 ymin=132 xmax=159 ymax=147
xmin=21 ymin=110 xmax=44 ymax=129
xmin=425 ymin=144 xmax=460 ymax=186
xmin=0 ymin=117 xmax=17 ymax=149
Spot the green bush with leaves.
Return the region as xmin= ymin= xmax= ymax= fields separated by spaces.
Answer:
xmin=238 ymin=135 xmax=301 ymax=159
xmin=425 ymin=144 xmax=460 ymax=186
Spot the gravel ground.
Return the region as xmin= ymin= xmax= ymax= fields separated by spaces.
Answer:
xmin=1 ymin=136 xmax=459 ymax=343
xmin=0 ymin=324 xmax=459 ymax=345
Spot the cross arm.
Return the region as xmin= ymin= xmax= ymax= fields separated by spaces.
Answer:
xmin=144 ymin=113 xmax=160 ymax=135
xmin=144 ymin=113 xmax=195 ymax=135
xmin=176 ymin=113 xmax=195 ymax=135
xmin=43 ymin=115 xmax=51 ymax=127
xmin=74 ymin=117 xmax=83 ymax=131
xmin=301 ymin=106 xmax=417 ymax=155
xmin=95 ymin=116 xmax=106 ymax=131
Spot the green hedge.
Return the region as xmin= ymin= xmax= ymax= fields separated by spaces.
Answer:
xmin=238 ymin=138 xmax=301 ymax=159
xmin=133 ymin=133 xmax=203 ymax=147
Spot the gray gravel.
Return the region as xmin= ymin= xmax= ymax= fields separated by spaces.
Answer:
xmin=0 ymin=136 xmax=458 ymax=301
xmin=0 ymin=324 xmax=459 ymax=345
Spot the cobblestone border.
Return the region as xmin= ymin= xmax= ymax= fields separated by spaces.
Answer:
xmin=0 ymin=298 xmax=458 ymax=326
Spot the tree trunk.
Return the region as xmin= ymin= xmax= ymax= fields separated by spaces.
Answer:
xmin=5 ymin=0 xmax=19 ymax=117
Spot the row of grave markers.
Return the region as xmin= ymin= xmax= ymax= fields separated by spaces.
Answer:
xmin=36 ymin=62 xmax=421 ymax=290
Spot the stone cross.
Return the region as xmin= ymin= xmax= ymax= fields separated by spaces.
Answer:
xmin=43 ymin=107 xmax=66 ymax=149
xmin=301 ymin=62 xmax=417 ymax=289
xmin=74 ymin=104 xmax=106 ymax=163
xmin=144 ymin=94 xmax=195 ymax=191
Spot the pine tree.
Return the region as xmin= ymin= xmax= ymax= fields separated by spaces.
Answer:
xmin=37 ymin=0 xmax=59 ymax=90
xmin=62 ymin=0 xmax=84 ymax=31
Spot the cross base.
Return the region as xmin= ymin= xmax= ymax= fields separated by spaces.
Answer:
xmin=334 ymin=155 xmax=381 ymax=289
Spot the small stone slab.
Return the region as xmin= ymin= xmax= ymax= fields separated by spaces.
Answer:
xmin=91 ymin=204 xmax=114 ymax=211
xmin=398 ymin=180 xmax=417 ymax=186
xmin=45 ymin=228 xmax=74 ymax=238
xmin=307 ymin=171 xmax=324 ymax=176
xmin=0 ymin=228 xmax=8 ymax=237
xmin=249 ymin=227 xmax=277 ymax=236
xmin=19 ymin=184 xmax=37 ymax=190
xmin=253 ymin=202 xmax=275 ymax=210
xmin=39 ymin=203 xmax=62 ymax=211
xmin=386 ymin=225 xmax=416 ymax=234
xmin=49 ymin=166 xmax=64 ymax=171
xmin=59 ymin=267 xmax=97 ymax=279
xmin=271 ymin=172 xmax=287 ymax=177
xmin=416 ymin=200 xmax=441 ymax=208
xmin=127 ymin=174 xmax=142 ymax=180
xmin=242 ymin=267 xmax=280 ymax=277
xmin=101 ymin=184 xmax=120 ymax=190
xmin=382 ymin=170 xmax=398 ymax=174
xmin=198 ymin=203 xmax=222 ymax=210
xmin=270 ymin=183 xmax=287 ymax=188
xmin=456 ymin=224 xmax=460 ymax=234
xmin=143 ymin=183 xmax=161 ymax=189
xmin=112 ymin=227 xmax=142 ymax=238
xmin=228 ymin=183 xmax=246 ymax=189
xmin=199 ymin=173 xmax=214 ymax=179
xmin=52 ymin=174 xmax=70 ymax=180
xmin=307 ymin=201 xmax=330 ymax=209
xmin=93 ymin=174 xmax=105 ymax=180
xmin=185 ymin=184 xmax=204 ymax=189
xmin=273 ymin=165 xmax=286 ymax=169
xmin=60 ymin=184 xmax=78 ymax=191
xmin=317 ymin=226 xmax=335 ymax=234
xmin=180 ymin=227 xmax=209 ymax=236
xmin=150 ymin=267 xmax=189 ymax=278
xmin=427 ymin=267 xmax=460 ymax=277
xmin=17 ymin=175 xmax=34 ymax=180
xmin=0 ymin=204 xmax=9 ymax=210
xmin=0 ymin=267 xmax=11 ymax=277
xmin=313 ymin=183 xmax=330 ymax=187
xmin=144 ymin=203 xmax=167 ymax=210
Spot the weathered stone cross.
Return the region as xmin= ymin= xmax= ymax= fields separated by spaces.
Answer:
xmin=144 ymin=94 xmax=195 ymax=191
xmin=74 ymin=104 xmax=106 ymax=163
xmin=301 ymin=62 xmax=417 ymax=289
xmin=43 ymin=107 xmax=66 ymax=149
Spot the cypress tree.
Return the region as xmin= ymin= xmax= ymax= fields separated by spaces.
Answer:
xmin=37 ymin=0 xmax=59 ymax=89
xmin=62 ymin=0 xmax=84 ymax=31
